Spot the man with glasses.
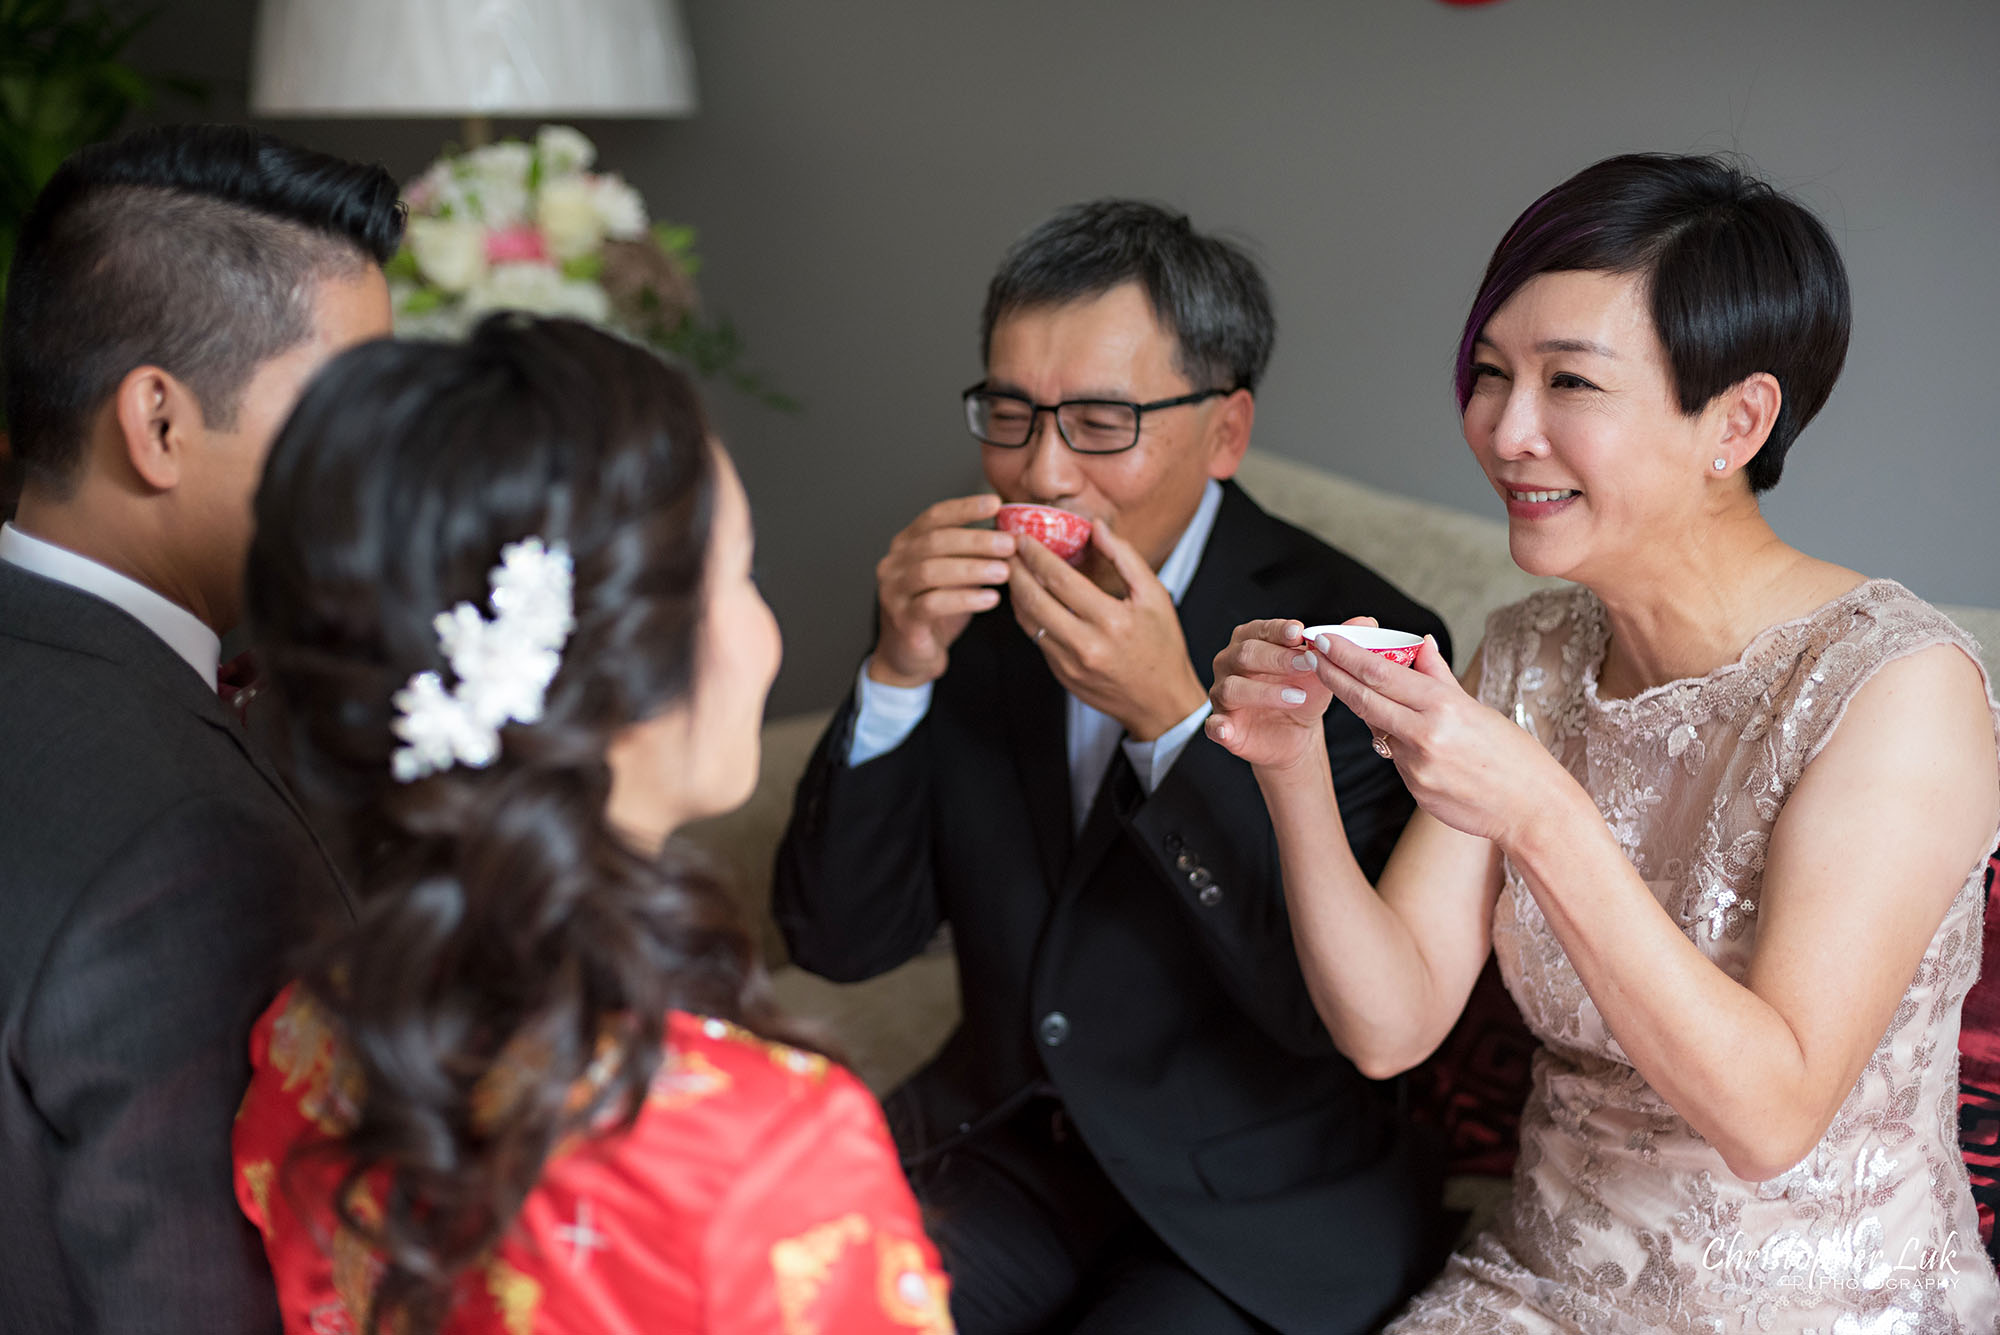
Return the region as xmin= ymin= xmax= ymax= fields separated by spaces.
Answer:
xmin=775 ymin=200 xmax=1449 ymax=1334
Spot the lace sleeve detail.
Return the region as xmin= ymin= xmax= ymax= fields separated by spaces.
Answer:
xmin=1475 ymin=585 xmax=1598 ymax=739
xmin=1779 ymin=584 xmax=2000 ymax=788
xmin=1473 ymin=601 xmax=1525 ymax=715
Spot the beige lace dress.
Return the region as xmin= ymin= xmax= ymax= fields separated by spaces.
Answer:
xmin=1387 ymin=581 xmax=2000 ymax=1334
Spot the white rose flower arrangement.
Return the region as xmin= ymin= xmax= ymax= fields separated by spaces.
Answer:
xmin=388 ymin=126 xmax=791 ymax=407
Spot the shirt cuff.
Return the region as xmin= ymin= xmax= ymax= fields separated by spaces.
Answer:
xmin=847 ymin=657 xmax=934 ymax=767
xmin=1121 ymin=699 xmax=1214 ymax=793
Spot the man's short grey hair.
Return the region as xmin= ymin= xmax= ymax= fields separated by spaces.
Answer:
xmin=979 ymin=199 xmax=1276 ymax=393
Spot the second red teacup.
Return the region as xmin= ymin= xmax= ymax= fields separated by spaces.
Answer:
xmin=1302 ymin=623 xmax=1425 ymax=667
xmin=995 ymin=503 xmax=1092 ymax=564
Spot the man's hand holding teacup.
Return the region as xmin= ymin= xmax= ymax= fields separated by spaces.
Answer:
xmin=1009 ymin=517 xmax=1206 ymax=742
xmin=870 ymin=493 xmax=1017 ymax=689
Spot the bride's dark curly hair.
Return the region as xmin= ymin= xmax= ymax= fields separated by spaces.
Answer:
xmin=246 ymin=315 xmax=792 ymax=1334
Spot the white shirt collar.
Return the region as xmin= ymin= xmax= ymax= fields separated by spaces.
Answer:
xmin=1155 ymin=478 xmax=1226 ymax=607
xmin=0 ymin=521 xmax=222 ymax=689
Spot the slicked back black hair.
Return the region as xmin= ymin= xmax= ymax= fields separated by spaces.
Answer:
xmin=2 ymin=123 xmax=405 ymax=493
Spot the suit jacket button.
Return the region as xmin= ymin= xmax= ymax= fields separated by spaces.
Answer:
xmin=1188 ymin=866 xmax=1214 ymax=890
xmin=1175 ymin=851 xmax=1198 ymax=873
xmin=1198 ymin=883 xmax=1223 ymax=907
xmin=1038 ymin=1011 xmax=1071 ymax=1047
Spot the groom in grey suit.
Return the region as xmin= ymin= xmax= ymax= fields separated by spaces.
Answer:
xmin=0 ymin=126 xmax=400 ymax=1334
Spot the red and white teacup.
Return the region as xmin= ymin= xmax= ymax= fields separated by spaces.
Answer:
xmin=1302 ymin=624 xmax=1425 ymax=667
xmin=995 ymin=503 xmax=1092 ymax=564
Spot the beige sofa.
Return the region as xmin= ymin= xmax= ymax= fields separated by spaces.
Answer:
xmin=687 ymin=449 xmax=2000 ymax=1101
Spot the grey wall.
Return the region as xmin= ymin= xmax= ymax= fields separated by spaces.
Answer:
xmin=134 ymin=0 xmax=1999 ymax=715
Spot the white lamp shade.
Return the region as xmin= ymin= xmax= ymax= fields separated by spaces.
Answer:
xmin=251 ymin=0 xmax=697 ymax=117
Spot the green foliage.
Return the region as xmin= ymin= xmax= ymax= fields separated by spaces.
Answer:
xmin=0 ymin=0 xmax=165 ymax=305
xmin=623 ymin=273 xmax=796 ymax=413
xmin=0 ymin=0 xmax=192 ymax=438
xmin=622 ymin=223 xmax=790 ymax=408
xmin=650 ymin=220 xmax=701 ymax=276
xmin=660 ymin=312 xmax=798 ymax=413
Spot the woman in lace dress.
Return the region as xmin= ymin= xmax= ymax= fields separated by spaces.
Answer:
xmin=1207 ymin=154 xmax=2000 ymax=1332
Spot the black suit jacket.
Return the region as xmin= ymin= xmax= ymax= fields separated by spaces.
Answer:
xmin=0 ymin=562 xmax=352 ymax=1334
xmin=774 ymin=481 xmax=1452 ymax=1334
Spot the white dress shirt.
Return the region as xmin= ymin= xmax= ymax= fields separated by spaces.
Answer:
xmin=849 ymin=480 xmax=1224 ymax=831
xmin=0 ymin=521 xmax=221 ymax=690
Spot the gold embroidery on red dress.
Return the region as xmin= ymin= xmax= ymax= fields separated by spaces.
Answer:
xmin=303 ymin=1298 xmax=354 ymax=1335
xmin=269 ymin=991 xmax=363 ymax=1135
xmin=648 ymin=1047 xmax=733 ymax=1111
xmin=695 ymin=1015 xmax=831 ymax=1083
xmin=485 ymin=1257 xmax=542 ymax=1335
xmin=771 ymin=1213 xmax=871 ymax=1335
xmin=241 ymin=1159 xmax=276 ymax=1239
xmin=874 ymin=1234 xmax=951 ymax=1331
xmin=330 ymin=1183 xmax=389 ymax=1332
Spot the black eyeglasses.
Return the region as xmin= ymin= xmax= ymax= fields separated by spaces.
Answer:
xmin=961 ymin=383 xmax=1231 ymax=455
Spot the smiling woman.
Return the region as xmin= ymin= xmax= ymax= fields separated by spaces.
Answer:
xmin=1452 ymin=154 xmax=1850 ymax=494
xmin=1206 ymin=153 xmax=2000 ymax=1331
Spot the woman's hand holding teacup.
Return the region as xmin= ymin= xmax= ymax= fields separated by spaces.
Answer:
xmin=1205 ymin=618 xmax=1345 ymax=773
xmin=1310 ymin=629 xmax=1559 ymax=849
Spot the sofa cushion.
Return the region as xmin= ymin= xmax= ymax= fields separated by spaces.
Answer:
xmin=769 ymin=955 xmax=960 ymax=1095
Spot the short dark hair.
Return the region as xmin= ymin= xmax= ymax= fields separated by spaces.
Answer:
xmin=981 ymin=199 xmax=1276 ymax=393
xmin=2 ymin=124 xmax=405 ymax=493
xmin=1454 ymin=153 xmax=1850 ymax=492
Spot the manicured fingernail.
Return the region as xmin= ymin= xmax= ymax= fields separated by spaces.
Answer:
xmin=1292 ymin=653 xmax=1316 ymax=670
xmin=975 ymin=589 xmax=999 ymax=606
xmin=1280 ymin=687 xmax=1307 ymax=704
xmin=1315 ymin=635 xmax=1332 ymax=653
xmin=986 ymin=564 xmax=1010 ymax=580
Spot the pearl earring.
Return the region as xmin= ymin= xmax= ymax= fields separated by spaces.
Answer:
xmin=1712 ymin=457 xmax=1728 ymax=471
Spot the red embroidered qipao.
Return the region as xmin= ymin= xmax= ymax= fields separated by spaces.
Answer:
xmin=233 ymin=987 xmax=952 ymax=1334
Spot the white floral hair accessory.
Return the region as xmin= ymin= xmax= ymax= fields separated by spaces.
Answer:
xmin=390 ymin=537 xmax=576 ymax=783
